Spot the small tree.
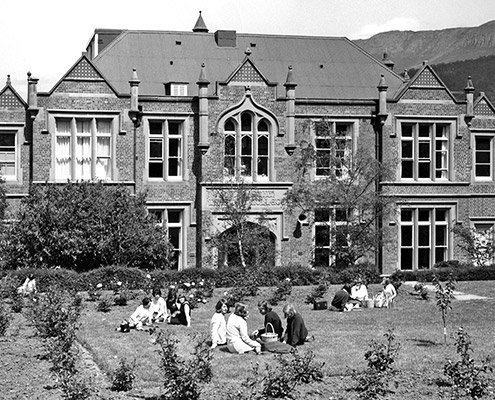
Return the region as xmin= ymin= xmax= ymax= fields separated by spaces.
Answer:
xmin=284 ymin=119 xmax=397 ymax=269
xmin=433 ymin=273 xmax=457 ymax=344
xmin=1 ymin=182 xmax=173 ymax=271
xmin=443 ymin=327 xmax=493 ymax=399
xmin=452 ymin=225 xmax=495 ymax=267
xmin=207 ymin=179 xmax=274 ymax=269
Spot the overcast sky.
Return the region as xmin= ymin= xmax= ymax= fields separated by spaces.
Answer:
xmin=3 ymin=0 xmax=495 ymax=99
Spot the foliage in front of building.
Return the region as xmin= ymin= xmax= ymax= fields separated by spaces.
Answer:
xmin=0 ymin=182 xmax=173 ymax=271
xmin=284 ymin=119 xmax=397 ymax=270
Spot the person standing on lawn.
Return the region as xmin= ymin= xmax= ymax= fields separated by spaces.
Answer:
xmin=282 ymin=303 xmax=312 ymax=347
xmin=251 ymin=300 xmax=284 ymax=340
xmin=210 ymin=298 xmax=229 ymax=349
xmin=226 ymin=302 xmax=262 ymax=355
xmin=168 ymin=294 xmax=191 ymax=327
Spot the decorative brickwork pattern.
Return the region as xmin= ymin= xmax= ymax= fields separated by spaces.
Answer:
xmin=229 ymin=62 xmax=265 ymax=84
xmin=0 ymin=88 xmax=24 ymax=108
xmin=474 ymin=100 xmax=495 ymax=116
xmin=66 ymin=58 xmax=103 ymax=80
xmin=411 ymin=69 xmax=442 ymax=87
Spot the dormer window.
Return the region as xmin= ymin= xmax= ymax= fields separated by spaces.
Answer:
xmin=165 ymin=82 xmax=188 ymax=96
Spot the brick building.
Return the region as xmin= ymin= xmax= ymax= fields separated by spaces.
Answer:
xmin=1 ymin=13 xmax=494 ymax=273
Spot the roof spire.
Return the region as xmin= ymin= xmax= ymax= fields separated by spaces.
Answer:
xmin=193 ymin=11 xmax=209 ymax=33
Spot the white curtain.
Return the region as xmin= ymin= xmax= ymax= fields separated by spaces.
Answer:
xmin=75 ymin=120 xmax=92 ymax=180
xmin=96 ymin=120 xmax=111 ymax=180
xmin=55 ymin=120 xmax=71 ymax=179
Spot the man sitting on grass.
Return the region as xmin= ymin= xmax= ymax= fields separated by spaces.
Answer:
xmin=329 ymin=284 xmax=353 ymax=312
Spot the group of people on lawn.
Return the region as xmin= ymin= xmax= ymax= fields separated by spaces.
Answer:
xmin=330 ymin=276 xmax=397 ymax=311
xmin=119 ymin=274 xmax=396 ymax=354
xmin=120 ymin=285 xmax=311 ymax=354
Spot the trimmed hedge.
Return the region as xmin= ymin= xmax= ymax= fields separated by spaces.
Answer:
xmin=9 ymin=260 xmax=495 ymax=296
xmin=391 ymin=262 xmax=495 ymax=282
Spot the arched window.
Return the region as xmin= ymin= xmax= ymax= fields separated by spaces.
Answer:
xmin=223 ymin=112 xmax=272 ymax=181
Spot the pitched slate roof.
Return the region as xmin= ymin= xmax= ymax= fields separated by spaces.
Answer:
xmin=92 ymin=30 xmax=405 ymax=100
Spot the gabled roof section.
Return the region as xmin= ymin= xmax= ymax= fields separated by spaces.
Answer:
xmin=0 ymin=76 xmax=27 ymax=108
xmin=45 ymin=54 xmax=121 ymax=96
xmin=394 ymin=63 xmax=458 ymax=102
xmin=92 ymin=30 xmax=405 ymax=100
xmin=224 ymin=55 xmax=273 ymax=86
xmin=474 ymin=92 xmax=495 ymax=116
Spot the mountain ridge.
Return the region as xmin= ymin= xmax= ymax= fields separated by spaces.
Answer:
xmin=354 ymin=20 xmax=495 ymax=73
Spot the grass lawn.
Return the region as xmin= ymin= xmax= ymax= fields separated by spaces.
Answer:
xmin=72 ymin=281 xmax=495 ymax=399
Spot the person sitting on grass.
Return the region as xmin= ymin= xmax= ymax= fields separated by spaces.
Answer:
xmin=127 ymin=297 xmax=152 ymax=330
xmin=210 ymin=298 xmax=229 ymax=349
xmin=165 ymin=286 xmax=179 ymax=319
xmin=168 ymin=294 xmax=191 ymax=327
xmin=17 ymin=274 xmax=37 ymax=296
xmin=150 ymin=287 xmax=167 ymax=323
xmin=282 ymin=303 xmax=313 ymax=347
xmin=382 ymin=277 xmax=397 ymax=308
xmin=251 ymin=300 xmax=284 ymax=340
xmin=349 ymin=277 xmax=369 ymax=308
xmin=329 ymin=284 xmax=353 ymax=312
xmin=226 ymin=302 xmax=262 ymax=355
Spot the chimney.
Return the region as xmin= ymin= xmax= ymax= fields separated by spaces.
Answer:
xmin=215 ymin=30 xmax=236 ymax=47
xmin=27 ymin=72 xmax=39 ymax=109
xmin=382 ymin=53 xmax=394 ymax=70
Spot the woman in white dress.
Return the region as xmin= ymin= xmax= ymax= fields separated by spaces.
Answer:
xmin=226 ymin=303 xmax=261 ymax=355
xmin=209 ymin=298 xmax=228 ymax=349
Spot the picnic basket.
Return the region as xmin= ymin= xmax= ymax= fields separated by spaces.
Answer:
xmin=260 ymin=323 xmax=278 ymax=343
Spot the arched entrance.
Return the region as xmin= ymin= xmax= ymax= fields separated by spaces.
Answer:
xmin=217 ymin=222 xmax=276 ymax=269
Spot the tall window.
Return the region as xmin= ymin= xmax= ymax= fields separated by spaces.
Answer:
xmin=0 ymin=130 xmax=16 ymax=179
xmin=400 ymin=122 xmax=450 ymax=181
xmin=223 ymin=112 xmax=271 ymax=181
xmin=399 ymin=207 xmax=450 ymax=270
xmin=474 ymin=135 xmax=494 ymax=181
xmin=55 ymin=117 xmax=112 ymax=181
xmin=473 ymin=222 xmax=495 ymax=265
xmin=148 ymin=120 xmax=184 ymax=180
xmin=314 ymin=208 xmax=348 ymax=267
xmin=315 ymin=121 xmax=353 ymax=178
xmin=149 ymin=208 xmax=183 ymax=270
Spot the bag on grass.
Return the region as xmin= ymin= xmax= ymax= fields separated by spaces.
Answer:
xmin=263 ymin=340 xmax=293 ymax=354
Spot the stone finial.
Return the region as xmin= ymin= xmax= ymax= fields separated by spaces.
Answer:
xmin=465 ymin=75 xmax=475 ymax=92
xmin=6 ymin=75 xmax=11 ymax=85
xmin=245 ymin=47 xmax=252 ymax=56
xmin=377 ymin=74 xmax=388 ymax=90
xmin=403 ymin=69 xmax=410 ymax=81
xmin=197 ymin=63 xmax=210 ymax=85
xmin=129 ymin=68 xmax=140 ymax=85
xmin=284 ymin=65 xmax=297 ymax=88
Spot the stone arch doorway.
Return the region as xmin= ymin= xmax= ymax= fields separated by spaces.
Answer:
xmin=217 ymin=222 xmax=276 ymax=269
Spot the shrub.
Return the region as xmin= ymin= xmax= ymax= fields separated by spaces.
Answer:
xmin=224 ymin=269 xmax=261 ymax=308
xmin=0 ymin=274 xmax=18 ymax=299
xmin=304 ymin=283 xmax=329 ymax=304
xmin=0 ymin=304 xmax=10 ymax=335
xmin=96 ymin=296 xmax=113 ymax=313
xmin=268 ymin=278 xmax=293 ymax=306
xmin=11 ymin=292 xmax=24 ymax=313
xmin=433 ymin=273 xmax=456 ymax=344
xmin=2 ymin=182 xmax=173 ymax=271
xmin=57 ymin=371 xmax=93 ymax=400
xmin=443 ymin=327 xmax=493 ymax=399
xmin=111 ymin=358 xmax=136 ymax=392
xmin=229 ymin=350 xmax=324 ymax=400
xmin=154 ymin=330 xmax=213 ymax=400
xmin=352 ymin=329 xmax=401 ymax=399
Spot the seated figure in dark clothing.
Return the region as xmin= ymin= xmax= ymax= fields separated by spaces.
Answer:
xmin=251 ymin=300 xmax=284 ymax=340
xmin=329 ymin=284 xmax=352 ymax=312
xmin=282 ymin=303 xmax=311 ymax=347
